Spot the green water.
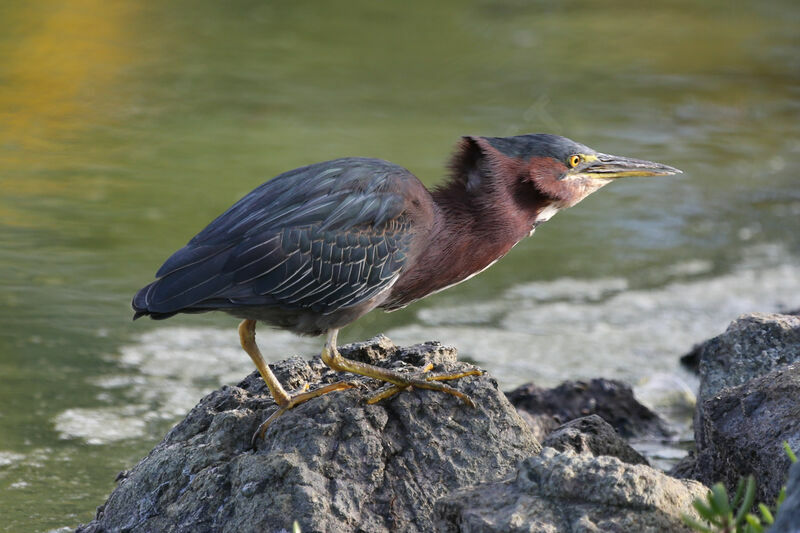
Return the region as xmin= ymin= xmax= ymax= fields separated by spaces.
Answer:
xmin=1 ymin=1 xmax=799 ymax=530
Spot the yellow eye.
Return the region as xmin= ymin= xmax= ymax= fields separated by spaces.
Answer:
xmin=568 ymin=155 xmax=582 ymax=168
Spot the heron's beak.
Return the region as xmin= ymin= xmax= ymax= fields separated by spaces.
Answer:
xmin=581 ymin=153 xmax=682 ymax=179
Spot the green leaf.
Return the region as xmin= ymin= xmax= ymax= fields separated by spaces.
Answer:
xmin=744 ymin=513 xmax=765 ymax=533
xmin=734 ymin=475 xmax=756 ymax=525
xmin=777 ymin=486 xmax=786 ymax=508
xmin=293 ymin=521 xmax=302 ymax=533
xmin=711 ymin=483 xmax=732 ymax=516
xmin=732 ymin=476 xmax=746 ymax=508
xmin=784 ymin=441 xmax=798 ymax=463
xmin=693 ymin=498 xmax=719 ymax=524
xmin=681 ymin=514 xmax=713 ymax=532
xmin=745 ymin=513 xmax=762 ymax=528
xmin=758 ymin=503 xmax=774 ymax=525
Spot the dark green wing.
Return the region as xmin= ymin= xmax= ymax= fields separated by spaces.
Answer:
xmin=133 ymin=158 xmax=414 ymax=319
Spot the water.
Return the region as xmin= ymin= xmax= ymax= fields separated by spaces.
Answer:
xmin=1 ymin=0 xmax=799 ymax=530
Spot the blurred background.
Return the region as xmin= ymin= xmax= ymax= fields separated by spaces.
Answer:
xmin=1 ymin=0 xmax=799 ymax=530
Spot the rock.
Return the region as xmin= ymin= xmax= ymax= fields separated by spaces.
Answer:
xmin=696 ymin=313 xmax=800 ymax=410
xmin=76 ymin=336 xmax=540 ymax=533
xmin=541 ymin=415 xmax=649 ymax=466
xmin=669 ymin=451 xmax=697 ymax=480
xmin=771 ymin=459 xmax=800 ymax=533
xmin=678 ymin=314 xmax=800 ymax=503
xmin=513 ymin=409 xmax=557 ymax=443
xmin=434 ymin=448 xmax=708 ymax=533
xmin=692 ymin=362 xmax=800 ymax=505
xmin=680 ymin=309 xmax=800 ymax=376
xmin=506 ymin=378 xmax=671 ymax=442
xmin=679 ymin=344 xmax=702 ymax=374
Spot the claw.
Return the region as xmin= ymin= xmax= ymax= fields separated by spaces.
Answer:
xmin=252 ymin=406 xmax=289 ymax=446
xmin=251 ymin=380 xmax=355 ymax=445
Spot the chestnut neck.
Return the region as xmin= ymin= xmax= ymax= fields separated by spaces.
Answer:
xmin=385 ymin=166 xmax=552 ymax=309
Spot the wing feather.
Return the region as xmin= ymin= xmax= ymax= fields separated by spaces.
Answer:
xmin=133 ymin=158 xmax=419 ymax=319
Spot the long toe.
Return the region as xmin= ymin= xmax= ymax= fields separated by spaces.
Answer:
xmin=365 ymin=369 xmax=481 ymax=407
xmin=252 ymin=380 xmax=355 ymax=444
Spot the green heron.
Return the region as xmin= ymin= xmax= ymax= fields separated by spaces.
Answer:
xmin=133 ymin=133 xmax=680 ymax=440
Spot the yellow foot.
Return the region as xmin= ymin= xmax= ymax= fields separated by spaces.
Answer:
xmin=252 ymin=381 xmax=354 ymax=445
xmin=365 ymin=364 xmax=483 ymax=406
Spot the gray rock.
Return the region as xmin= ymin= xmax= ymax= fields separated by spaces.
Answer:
xmin=514 ymin=409 xmax=558 ymax=443
xmin=669 ymin=451 xmax=697 ymax=480
xmin=696 ymin=313 xmax=800 ymax=412
xmin=506 ymin=378 xmax=671 ymax=442
xmin=771 ymin=459 xmax=800 ymax=533
xmin=678 ymin=314 xmax=800 ymax=504
xmin=434 ymin=448 xmax=708 ymax=533
xmin=76 ymin=336 xmax=540 ymax=533
xmin=679 ymin=343 xmax=702 ymax=373
xmin=542 ymin=415 xmax=649 ymax=466
xmin=692 ymin=362 xmax=800 ymax=505
xmin=683 ymin=312 xmax=800 ymax=375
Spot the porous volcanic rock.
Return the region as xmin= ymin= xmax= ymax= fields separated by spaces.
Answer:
xmin=541 ymin=414 xmax=649 ymax=466
xmin=434 ymin=448 xmax=708 ymax=533
xmin=506 ymin=378 xmax=671 ymax=442
xmin=673 ymin=313 xmax=800 ymax=503
xmin=681 ymin=313 xmax=800 ymax=375
xmin=691 ymin=362 xmax=800 ymax=505
xmin=770 ymin=459 xmax=800 ymax=533
xmin=695 ymin=313 xmax=800 ymax=414
xmin=76 ymin=336 xmax=540 ymax=533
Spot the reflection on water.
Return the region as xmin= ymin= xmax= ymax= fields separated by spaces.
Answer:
xmin=1 ymin=0 xmax=799 ymax=530
xmin=0 ymin=0 xmax=137 ymax=178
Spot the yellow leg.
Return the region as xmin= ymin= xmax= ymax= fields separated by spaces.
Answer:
xmin=238 ymin=320 xmax=354 ymax=443
xmin=320 ymin=330 xmax=480 ymax=408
